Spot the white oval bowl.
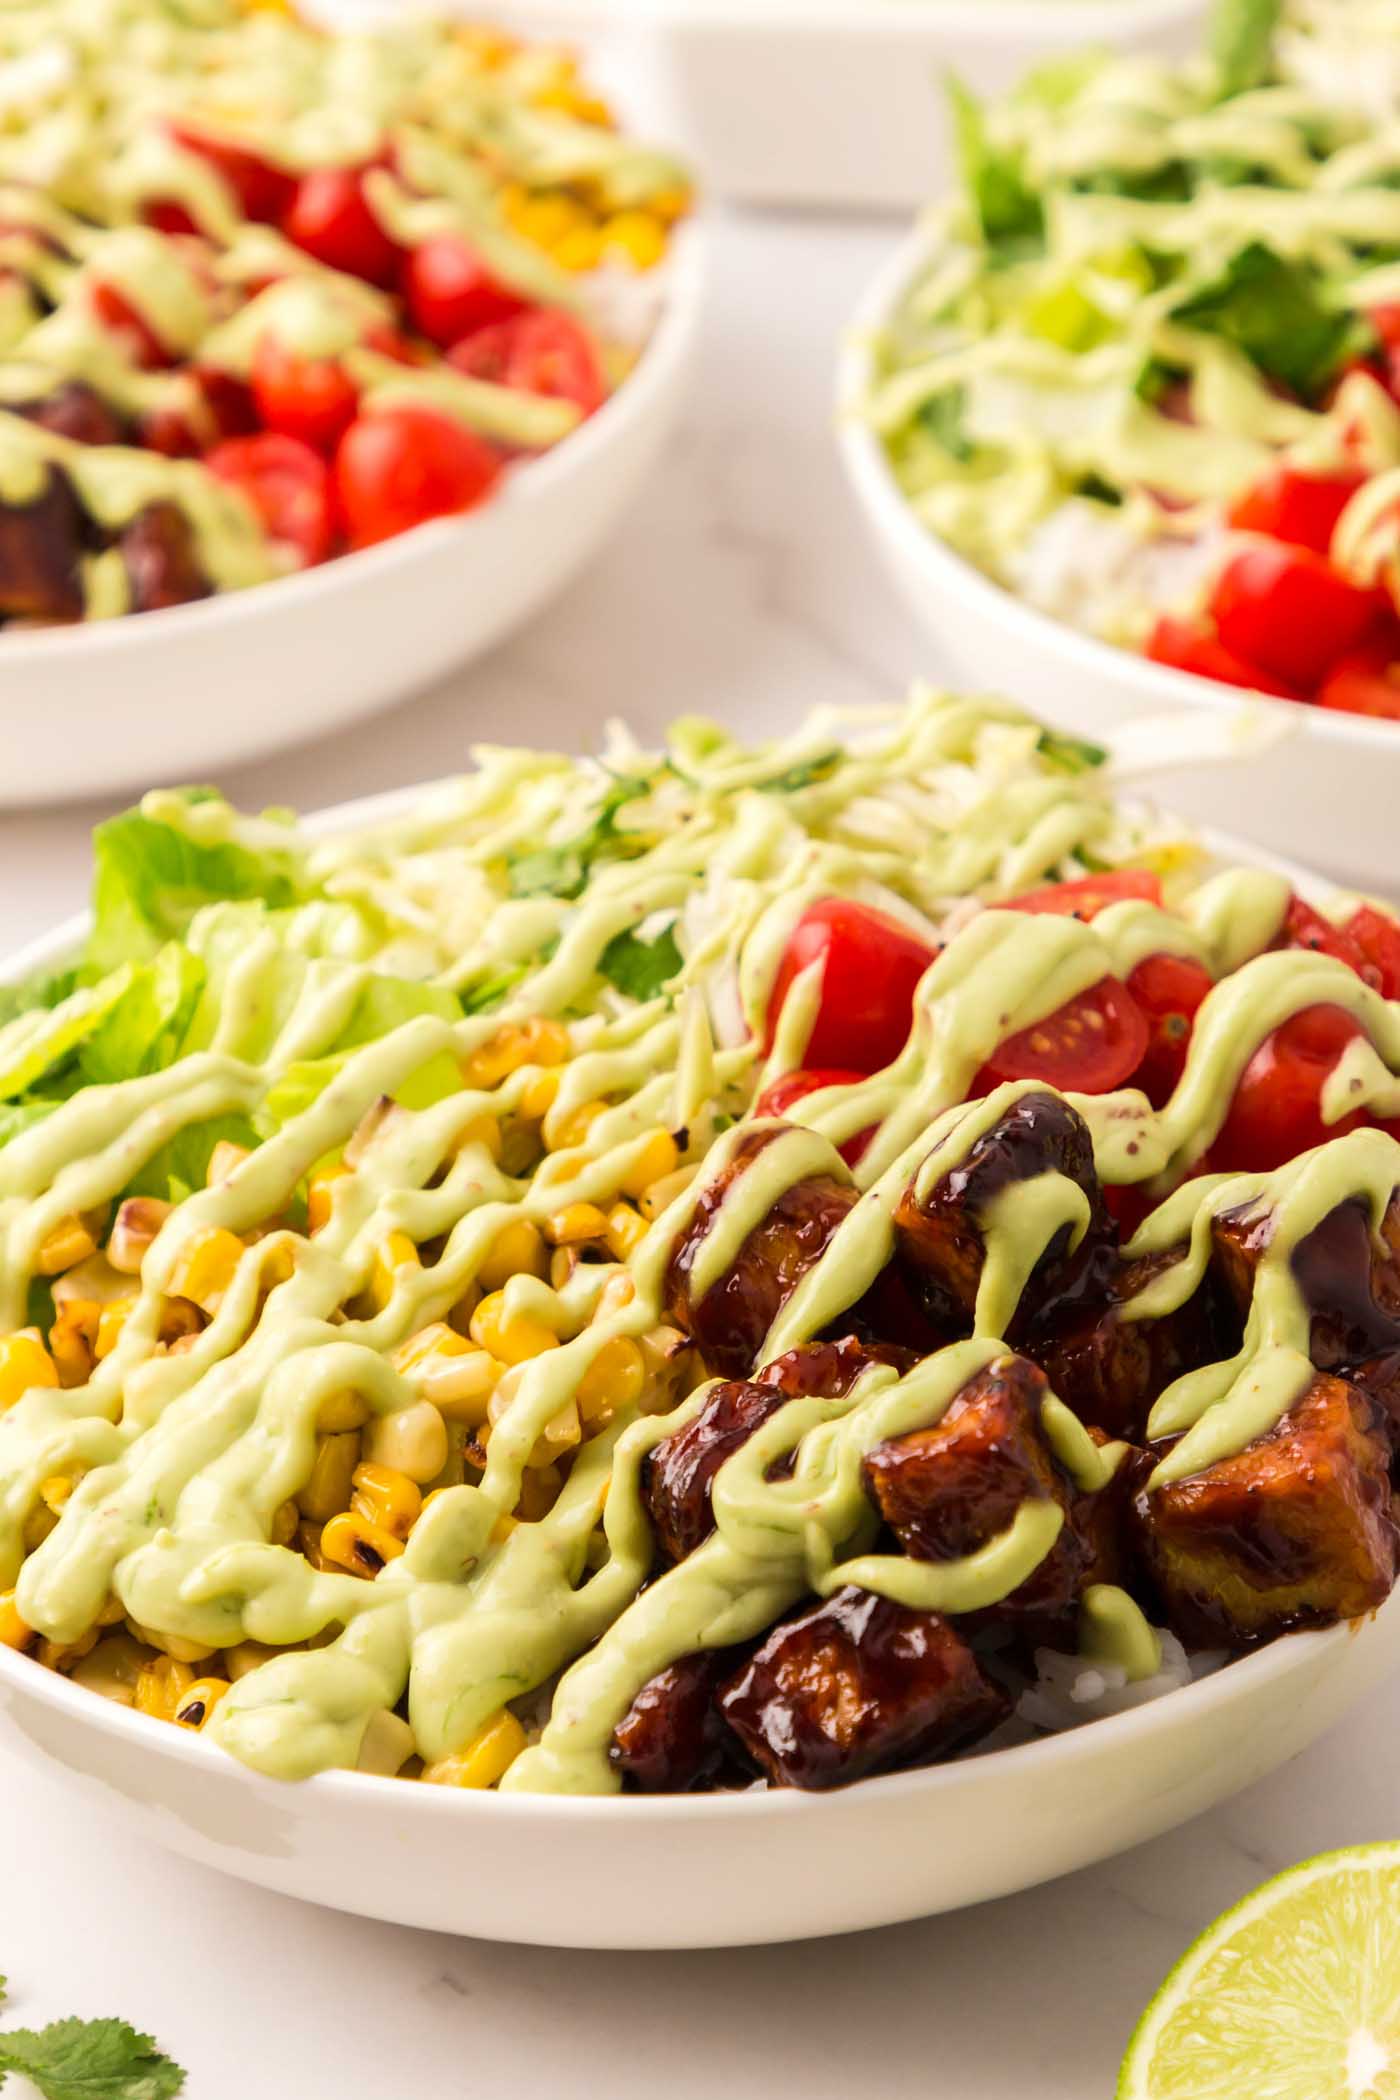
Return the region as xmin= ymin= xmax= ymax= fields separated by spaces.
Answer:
xmin=839 ymin=229 xmax=1400 ymax=895
xmin=0 ymin=790 xmax=1395 ymax=1950
xmin=0 ymin=231 xmax=703 ymax=811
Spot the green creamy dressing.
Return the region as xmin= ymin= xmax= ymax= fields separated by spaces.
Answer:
xmin=864 ymin=26 xmax=1400 ymax=634
xmin=2 ymin=693 xmax=1395 ymax=1790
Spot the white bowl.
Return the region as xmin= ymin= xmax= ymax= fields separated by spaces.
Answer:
xmin=1 ymin=786 xmax=1396 ymax=1948
xmin=0 ymin=232 xmax=703 ymax=811
xmin=839 ymin=229 xmax=1400 ymax=896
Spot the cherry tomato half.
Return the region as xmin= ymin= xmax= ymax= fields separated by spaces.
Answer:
xmin=401 ymin=235 xmax=527 ymax=352
xmin=1209 ymin=546 xmax=1383 ymax=692
xmin=1318 ymin=645 xmax=1400 ymax=722
xmin=167 ymin=120 xmax=295 ymax=224
xmin=1273 ymin=895 xmax=1381 ymax=992
xmin=333 ymin=406 xmax=502 ymax=550
xmin=764 ymin=899 xmax=939 ymax=1074
xmin=206 ymin=433 xmax=336 ymax=567
xmin=1146 ymin=616 xmax=1302 ymax=701
xmin=974 ymin=977 xmax=1149 ymax=1097
xmin=1126 ymin=952 xmax=1214 ymax=1107
xmin=281 ymin=164 xmax=402 ymax=288
xmin=1002 ymin=870 xmax=1163 ymax=920
xmin=1227 ymin=467 xmax=1364 ymax=556
xmin=251 ymin=334 xmax=358 ymax=455
xmin=1344 ymin=905 xmax=1400 ymax=1001
xmin=754 ymin=1068 xmax=874 ymax=1167
xmin=450 ymin=309 xmax=607 ymax=416
xmin=1212 ymin=1005 xmax=1373 ymax=1173
xmin=89 ymin=282 xmax=171 ymax=370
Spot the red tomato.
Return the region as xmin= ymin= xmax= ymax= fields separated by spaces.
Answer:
xmin=333 ymin=406 xmax=502 ymax=549
xmin=449 ymin=309 xmax=606 ymax=416
xmin=1344 ymin=905 xmax=1400 ymax=1001
xmin=167 ymin=120 xmax=294 ymax=223
xmin=1227 ymin=467 xmax=1364 ymax=556
xmin=1273 ymin=895 xmax=1381 ymax=991
xmin=764 ymin=899 xmax=939 ymax=1074
xmin=251 ymin=334 xmax=358 ymax=454
xmin=1146 ymin=616 xmax=1302 ymax=701
xmin=754 ymin=1068 xmax=874 ymax=1166
xmin=206 ymin=433 xmax=336 ymax=566
xmin=281 ymin=165 xmax=401 ymax=288
xmin=1126 ymin=952 xmax=1214 ymax=1107
xmin=1318 ymin=645 xmax=1400 ymax=721
xmin=90 ymin=282 xmax=171 ymax=369
xmin=1210 ymin=546 xmax=1383 ymax=691
xmin=1372 ymin=304 xmax=1400 ymax=353
xmin=1212 ymin=1005 xmax=1372 ymax=1172
xmin=974 ymin=977 xmax=1149 ymax=1097
xmin=138 ymin=367 xmax=258 ymax=458
xmin=146 ymin=200 xmax=201 ymax=238
xmin=1002 ymin=870 xmax=1163 ymax=920
xmin=401 ymin=235 xmax=527 ymax=351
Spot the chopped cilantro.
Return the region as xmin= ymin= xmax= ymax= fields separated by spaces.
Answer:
xmin=0 ymin=2013 xmax=184 ymax=2099
xmin=1171 ymin=242 xmax=1362 ymax=400
xmin=504 ymin=776 xmax=651 ymax=901
xmin=598 ymin=923 xmax=682 ymax=1002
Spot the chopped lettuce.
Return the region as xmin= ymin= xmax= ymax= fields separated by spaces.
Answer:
xmin=89 ymin=803 xmax=308 ymax=974
xmin=1171 ymin=242 xmax=1363 ymax=401
xmin=946 ymin=75 xmax=1044 ymax=260
xmin=79 ymin=945 xmax=205 ymax=1087
xmin=1210 ymin=0 xmax=1281 ymax=99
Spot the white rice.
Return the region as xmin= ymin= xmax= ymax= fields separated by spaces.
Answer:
xmin=1007 ymin=499 xmax=1228 ymax=649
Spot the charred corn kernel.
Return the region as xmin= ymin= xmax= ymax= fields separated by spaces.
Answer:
xmin=96 ymin=1592 xmax=126 ymax=1628
xmin=224 ymin=1640 xmax=280 ymax=1681
xmin=477 ymin=1218 xmax=548 ymax=1291
xmin=545 ymin=1201 xmax=608 ymax=1246
xmin=0 ymin=1328 xmax=58 ymax=1409
xmin=549 ymin=1245 xmax=583 ymax=1289
xmin=271 ymin=1499 xmax=299 ymax=1547
xmin=368 ymin=1232 xmax=419 ymax=1311
xmin=206 ymin=1140 xmax=251 ymax=1186
xmin=0 ymin=1590 xmax=32 ymax=1650
xmin=134 ymin=1654 xmax=196 ymax=1722
xmin=173 ymin=1677 xmax=232 ymax=1729
xmin=38 ymin=1627 xmax=99 ymax=1672
xmin=452 ymin=1113 xmax=503 ymax=1164
xmin=464 ymin=1017 xmax=567 ymax=1090
xmin=604 ymin=1202 xmax=646 ymax=1260
xmin=107 ymin=1197 xmax=171 ymax=1274
xmin=296 ymin=1518 xmax=332 ymax=1572
xmin=127 ymin=1620 xmax=217 ymax=1664
xmin=619 ymin=1128 xmax=680 ymax=1199
xmin=537 ymin=1398 xmax=581 ymax=1459
xmin=316 ymin=1388 xmax=370 ymax=1432
xmin=393 ymin=1326 xmax=499 ymax=1425
xmin=345 ymin=1096 xmax=405 ymax=1167
xmin=420 ymin=1709 xmax=526 ymax=1789
xmin=35 ymin=1213 xmax=98 ymax=1277
xmin=651 ymin=184 xmax=693 ymax=224
xmin=168 ymin=1226 xmax=244 ymax=1314
xmin=601 ymin=210 xmax=666 ymax=270
xmin=365 ymin=1401 xmax=448 ymax=1484
xmin=320 ymin=1510 xmax=405 ymax=1578
xmin=48 ymin=1305 xmax=94 ymax=1388
xmin=548 ymin=1098 xmax=608 ymax=1151
xmin=489 ymin=1512 xmax=518 ymax=1545
xmin=23 ymin=1504 xmax=57 ymax=1552
xmin=70 ymin=1632 xmax=146 ymax=1703
xmin=639 ymin=1164 xmax=698 ymax=1221
xmin=95 ymin=1296 xmax=139 ymax=1362
xmin=576 ymin=1336 xmax=646 ymax=1424
xmin=504 ymin=188 xmax=583 ymax=248
xmin=470 ymin=1293 xmax=559 ymax=1366
xmin=296 ymin=1430 xmax=361 ymax=1523
xmin=39 ymin=1473 xmax=74 ymax=1515
xmin=520 ymin=1068 xmax=561 ymax=1119
xmin=463 ymin=1422 xmax=491 ymax=1471
xmin=52 ymin=1253 xmax=128 ymax=1309
xmin=553 ymin=224 xmax=602 ymax=272
xmin=259 ymin=1238 xmax=297 ymax=1291
xmin=307 ymin=1163 xmax=351 ymax=1235
xmin=351 ymin=1461 xmax=422 ymax=1540
xmin=515 ymin=1461 xmax=563 ymax=1521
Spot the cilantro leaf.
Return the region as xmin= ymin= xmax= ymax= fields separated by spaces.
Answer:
xmin=504 ymin=776 xmax=651 ymax=902
xmin=947 ymin=75 xmax=1044 ymax=260
xmin=917 ymin=387 xmax=974 ymax=462
xmin=1171 ymin=242 xmax=1361 ymax=399
xmin=1210 ymin=0 xmax=1281 ymax=99
xmin=598 ymin=923 xmax=682 ymax=1002
xmin=0 ymin=2016 xmax=185 ymax=2099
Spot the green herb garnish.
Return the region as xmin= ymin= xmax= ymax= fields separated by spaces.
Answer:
xmin=598 ymin=923 xmax=683 ymax=1002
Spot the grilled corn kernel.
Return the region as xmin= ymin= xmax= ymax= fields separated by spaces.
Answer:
xmin=37 ymin=1628 xmax=99 ymax=1672
xmin=345 ymin=1096 xmax=404 ymax=1167
xmin=393 ymin=1324 xmax=499 ymax=1425
xmin=107 ymin=1197 xmax=171 ymax=1274
xmin=519 ymin=1068 xmax=561 ymax=1120
xmin=35 ymin=1213 xmax=98 ymax=1277
xmin=0 ymin=1328 xmax=59 ymax=1409
xmin=271 ymin=1499 xmax=299 ymax=1547
xmin=364 ymin=1401 xmax=448 ymax=1484
xmin=549 ymin=1245 xmax=584 ymax=1290
xmin=548 ymin=1098 xmax=608 ymax=1151
xmin=598 ymin=1273 xmax=637 ymax=1314
xmin=554 ymin=224 xmax=602 ymax=272
xmin=357 ymin=1709 xmax=415 ymax=1776
xmin=320 ymin=1510 xmax=406 ymax=1578
xmin=455 ymin=1112 xmax=504 ymax=1163
xmin=604 ymin=1202 xmax=646 ymax=1260
xmin=39 ymin=1473 xmax=74 ymax=1515
xmin=477 ymin=1218 xmax=548 ymax=1291
xmin=95 ymin=1296 xmax=139 ymax=1362
xmin=420 ymin=1709 xmax=526 ymax=1789
xmin=368 ymin=1231 xmax=419 ymax=1312
xmin=307 ymin=1163 xmax=351 ymax=1235
xmin=47 ymin=1306 xmax=95 ymax=1389
xmin=619 ymin=1128 xmax=680 ymax=1199
xmin=127 ymin=1621 xmax=217 ymax=1665
xmin=351 ymin=1461 xmax=422 ymax=1540
xmin=174 ymin=1676 xmax=232 ymax=1730
xmin=223 ymin=1640 xmax=280 ymax=1681
xmin=0 ymin=1590 xmax=32 ymax=1650
xmin=52 ymin=1253 xmax=128 ymax=1309
xmin=134 ymin=1655 xmax=196 ymax=1721
xmin=545 ymin=1201 xmax=608 ymax=1246
xmin=296 ymin=1430 xmax=361 ymax=1523
xmin=639 ymin=1164 xmax=698 ymax=1221
xmin=601 ymin=210 xmax=666 ymax=270
xmin=470 ymin=1293 xmax=559 ymax=1366
xmin=296 ymin=1518 xmax=332 ymax=1572
xmin=515 ymin=1461 xmax=563 ymax=1521
xmin=505 ymin=189 xmax=583 ymax=249
xmin=206 ymin=1140 xmax=251 ymax=1186
xmin=96 ymin=1592 xmax=127 ymax=1627
xmin=168 ymin=1226 xmax=244 ymax=1314
xmin=70 ymin=1632 xmax=145 ymax=1703
xmin=316 ymin=1388 xmax=370 ymax=1432
xmin=576 ymin=1336 xmax=646 ymax=1424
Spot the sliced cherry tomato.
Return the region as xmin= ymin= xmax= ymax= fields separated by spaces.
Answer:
xmin=281 ymin=164 xmax=401 ymax=288
xmin=333 ymin=405 xmax=502 ymax=549
xmin=755 ymin=1068 xmax=874 ymax=1166
xmin=1209 ymin=545 xmax=1383 ymax=691
xmin=251 ymin=333 xmax=358 ymax=454
xmin=1371 ymin=304 xmax=1400 ymax=354
xmin=166 ymin=120 xmax=294 ymax=224
xmin=1212 ymin=1004 xmax=1372 ymax=1173
xmin=1146 ymin=616 xmax=1302 ymax=701
xmin=1273 ymin=895 xmax=1381 ymax=991
xmin=1227 ymin=467 xmax=1364 ymax=556
xmin=764 ymin=899 xmax=939 ymax=1074
xmin=1344 ymin=905 xmax=1400 ymax=1001
xmin=138 ymin=367 xmax=258 ymax=458
xmin=974 ymin=977 xmax=1149 ymax=1097
xmin=206 ymin=433 xmax=336 ymax=567
xmin=401 ymin=235 xmax=527 ymax=351
xmin=1002 ymin=870 xmax=1163 ymax=920
xmin=89 ymin=282 xmax=171 ymax=369
xmin=449 ymin=308 xmax=606 ymax=416
xmin=1126 ymin=952 xmax=1214 ymax=1107
xmin=146 ymin=200 xmax=201 ymax=238
xmin=1318 ymin=644 xmax=1400 ymax=721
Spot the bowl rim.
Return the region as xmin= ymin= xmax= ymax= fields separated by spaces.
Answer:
xmin=836 ymin=222 xmax=1400 ymax=763
xmin=0 ymin=774 xmax=1382 ymax=1821
xmin=500 ymin=0 xmax=1204 ymax=43
xmin=0 ymin=223 xmax=705 ymax=668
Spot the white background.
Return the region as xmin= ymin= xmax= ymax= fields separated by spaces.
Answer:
xmin=3 ymin=204 xmax=1400 ymax=2098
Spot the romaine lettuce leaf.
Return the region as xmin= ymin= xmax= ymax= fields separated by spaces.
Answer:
xmin=947 ymin=76 xmax=1044 ymax=260
xmin=89 ymin=804 xmax=308 ymax=974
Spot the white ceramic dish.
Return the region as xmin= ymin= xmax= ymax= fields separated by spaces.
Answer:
xmin=1 ymin=785 xmax=1396 ymax=1949
xmin=838 ymin=229 xmax=1400 ymax=896
xmin=0 ymin=232 xmax=702 ymax=812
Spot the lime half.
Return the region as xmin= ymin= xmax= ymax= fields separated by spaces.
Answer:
xmin=1118 ymin=1843 xmax=1400 ymax=2099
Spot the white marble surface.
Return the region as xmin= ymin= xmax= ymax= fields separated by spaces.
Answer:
xmin=3 ymin=205 xmax=1400 ymax=2098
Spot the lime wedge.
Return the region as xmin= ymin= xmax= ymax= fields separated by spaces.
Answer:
xmin=1118 ymin=1843 xmax=1400 ymax=2099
